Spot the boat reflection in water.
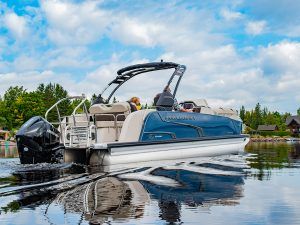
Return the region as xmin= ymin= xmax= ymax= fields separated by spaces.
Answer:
xmin=289 ymin=143 xmax=300 ymax=161
xmin=54 ymin=177 xmax=149 ymax=224
xmin=2 ymin=144 xmax=300 ymax=224
xmin=51 ymin=158 xmax=246 ymax=224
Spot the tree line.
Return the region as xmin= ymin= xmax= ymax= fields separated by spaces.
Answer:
xmin=0 ymin=83 xmax=144 ymax=131
xmin=0 ymin=83 xmax=93 ymax=131
xmin=239 ymin=103 xmax=300 ymax=132
xmin=1 ymin=83 xmax=299 ymax=132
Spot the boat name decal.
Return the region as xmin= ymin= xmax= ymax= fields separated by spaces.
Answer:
xmin=165 ymin=116 xmax=196 ymax=120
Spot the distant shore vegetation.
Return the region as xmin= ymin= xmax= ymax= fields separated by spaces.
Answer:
xmin=1 ymin=84 xmax=299 ymax=136
xmin=0 ymin=83 xmax=94 ymax=132
xmin=240 ymin=103 xmax=300 ymax=136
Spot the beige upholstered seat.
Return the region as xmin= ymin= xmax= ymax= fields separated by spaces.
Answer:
xmin=213 ymin=108 xmax=240 ymax=121
xmin=89 ymin=102 xmax=131 ymax=115
xmin=119 ymin=109 xmax=154 ymax=142
xmin=89 ymin=102 xmax=131 ymax=143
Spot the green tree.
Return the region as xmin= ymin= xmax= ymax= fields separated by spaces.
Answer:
xmin=297 ymin=108 xmax=300 ymax=116
xmin=239 ymin=106 xmax=245 ymax=123
xmin=250 ymin=110 xmax=257 ymax=129
xmin=3 ymin=86 xmax=26 ymax=129
xmin=4 ymin=86 xmax=26 ymax=104
xmin=14 ymin=92 xmax=45 ymax=127
xmin=254 ymin=103 xmax=262 ymax=129
xmin=70 ymin=98 xmax=91 ymax=114
xmin=37 ymin=83 xmax=71 ymax=122
xmin=262 ymin=107 xmax=268 ymax=124
xmin=244 ymin=111 xmax=252 ymax=127
xmin=265 ymin=112 xmax=276 ymax=125
xmin=0 ymin=96 xmax=7 ymax=128
xmin=238 ymin=103 xmax=293 ymax=132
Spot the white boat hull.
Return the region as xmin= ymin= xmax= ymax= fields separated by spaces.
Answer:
xmin=89 ymin=136 xmax=250 ymax=166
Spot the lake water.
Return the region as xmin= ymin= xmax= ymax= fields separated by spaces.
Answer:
xmin=0 ymin=142 xmax=300 ymax=225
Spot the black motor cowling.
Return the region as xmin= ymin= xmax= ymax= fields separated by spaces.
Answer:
xmin=16 ymin=116 xmax=62 ymax=164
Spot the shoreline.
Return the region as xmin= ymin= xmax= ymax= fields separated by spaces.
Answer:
xmin=250 ymin=137 xmax=300 ymax=142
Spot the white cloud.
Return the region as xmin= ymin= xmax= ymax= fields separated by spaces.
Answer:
xmin=1 ymin=39 xmax=300 ymax=113
xmin=258 ymin=41 xmax=300 ymax=75
xmin=109 ymin=18 xmax=163 ymax=47
xmin=3 ymin=12 xmax=28 ymax=39
xmin=241 ymin=0 xmax=300 ymax=37
xmin=41 ymin=0 xmax=110 ymax=45
xmin=107 ymin=3 xmax=226 ymax=52
xmin=245 ymin=20 xmax=266 ymax=35
xmin=277 ymin=74 xmax=300 ymax=92
xmin=45 ymin=47 xmax=97 ymax=70
xmin=13 ymin=55 xmax=40 ymax=72
xmin=1 ymin=1 xmax=300 ymax=114
xmin=220 ymin=8 xmax=243 ymax=21
xmin=0 ymin=70 xmax=75 ymax=96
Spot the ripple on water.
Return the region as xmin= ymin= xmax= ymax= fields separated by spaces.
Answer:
xmin=1 ymin=143 xmax=300 ymax=224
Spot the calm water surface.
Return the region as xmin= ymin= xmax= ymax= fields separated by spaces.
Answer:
xmin=0 ymin=142 xmax=300 ymax=225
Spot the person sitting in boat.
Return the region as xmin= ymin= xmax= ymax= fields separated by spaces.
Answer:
xmin=154 ymin=86 xmax=192 ymax=112
xmin=128 ymin=96 xmax=141 ymax=112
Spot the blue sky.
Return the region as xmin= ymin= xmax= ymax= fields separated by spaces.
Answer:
xmin=1 ymin=0 xmax=300 ymax=113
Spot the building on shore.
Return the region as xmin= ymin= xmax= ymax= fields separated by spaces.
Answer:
xmin=257 ymin=125 xmax=278 ymax=132
xmin=286 ymin=116 xmax=300 ymax=136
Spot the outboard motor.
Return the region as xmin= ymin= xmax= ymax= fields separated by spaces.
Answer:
xmin=16 ymin=116 xmax=62 ymax=164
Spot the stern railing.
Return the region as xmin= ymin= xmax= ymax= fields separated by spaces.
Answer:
xmin=45 ymin=94 xmax=96 ymax=148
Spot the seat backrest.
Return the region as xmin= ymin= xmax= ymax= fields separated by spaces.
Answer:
xmin=213 ymin=108 xmax=241 ymax=121
xmin=199 ymin=107 xmax=216 ymax=115
xmin=89 ymin=102 xmax=131 ymax=115
xmin=89 ymin=102 xmax=131 ymax=143
xmin=119 ymin=109 xmax=155 ymax=142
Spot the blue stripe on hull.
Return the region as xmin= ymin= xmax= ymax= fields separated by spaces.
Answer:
xmin=140 ymin=111 xmax=242 ymax=142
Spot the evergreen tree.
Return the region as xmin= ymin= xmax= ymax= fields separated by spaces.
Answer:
xmin=265 ymin=112 xmax=275 ymax=125
xmin=262 ymin=107 xmax=268 ymax=124
xmin=254 ymin=103 xmax=262 ymax=129
xmin=37 ymin=83 xmax=71 ymax=122
xmin=244 ymin=111 xmax=252 ymax=127
xmin=239 ymin=106 xmax=245 ymax=123
xmin=250 ymin=110 xmax=257 ymax=129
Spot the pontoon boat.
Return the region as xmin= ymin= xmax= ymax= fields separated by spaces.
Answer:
xmin=16 ymin=62 xmax=249 ymax=165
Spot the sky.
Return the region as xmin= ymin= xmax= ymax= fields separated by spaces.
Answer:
xmin=0 ymin=0 xmax=300 ymax=114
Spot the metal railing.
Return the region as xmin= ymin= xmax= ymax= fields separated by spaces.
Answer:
xmin=45 ymin=95 xmax=85 ymax=123
xmin=45 ymin=94 xmax=95 ymax=147
xmin=93 ymin=113 xmax=126 ymax=141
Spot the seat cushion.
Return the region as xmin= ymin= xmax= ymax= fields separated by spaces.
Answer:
xmin=119 ymin=109 xmax=155 ymax=142
xmin=89 ymin=102 xmax=131 ymax=114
